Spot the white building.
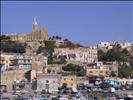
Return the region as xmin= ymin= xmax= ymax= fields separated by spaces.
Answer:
xmin=0 ymin=53 xmax=32 ymax=71
xmin=98 ymin=42 xmax=132 ymax=49
xmin=53 ymin=47 xmax=98 ymax=64
xmin=98 ymin=42 xmax=113 ymax=50
xmin=37 ymin=74 xmax=60 ymax=93
xmin=119 ymin=42 xmax=132 ymax=49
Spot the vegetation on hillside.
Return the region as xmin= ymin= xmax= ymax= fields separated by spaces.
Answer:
xmin=62 ymin=63 xmax=86 ymax=76
xmin=48 ymin=55 xmax=67 ymax=64
xmin=118 ymin=63 xmax=133 ymax=78
xmin=37 ymin=41 xmax=56 ymax=55
xmin=49 ymin=35 xmax=62 ymax=40
xmin=0 ymin=41 xmax=26 ymax=53
xmin=98 ymin=46 xmax=131 ymax=62
xmin=0 ymin=35 xmax=11 ymax=41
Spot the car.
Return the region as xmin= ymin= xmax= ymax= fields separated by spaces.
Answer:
xmin=94 ymin=96 xmax=98 ymax=100
xmin=101 ymin=87 xmax=109 ymax=93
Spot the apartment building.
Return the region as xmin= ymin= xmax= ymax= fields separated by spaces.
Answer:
xmin=0 ymin=53 xmax=32 ymax=71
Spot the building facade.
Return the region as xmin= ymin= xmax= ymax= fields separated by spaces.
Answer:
xmin=86 ymin=62 xmax=109 ymax=77
xmin=53 ymin=47 xmax=98 ymax=64
xmin=31 ymin=55 xmax=47 ymax=81
xmin=60 ymin=75 xmax=77 ymax=87
xmin=98 ymin=42 xmax=132 ymax=50
xmin=0 ymin=53 xmax=32 ymax=71
xmin=6 ymin=18 xmax=48 ymax=42
xmin=1 ymin=69 xmax=30 ymax=92
xmin=37 ymin=74 xmax=60 ymax=93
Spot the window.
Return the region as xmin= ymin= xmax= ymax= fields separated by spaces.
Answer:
xmin=23 ymin=60 xmax=26 ymax=63
xmin=28 ymin=60 xmax=31 ymax=63
xmin=53 ymin=70 xmax=55 ymax=73
xmin=46 ymin=80 xmax=49 ymax=83
xmin=89 ymin=71 xmax=93 ymax=73
xmin=100 ymin=71 xmax=103 ymax=73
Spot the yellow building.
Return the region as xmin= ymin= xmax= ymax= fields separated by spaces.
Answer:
xmin=60 ymin=75 xmax=77 ymax=87
xmin=6 ymin=18 xmax=48 ymax=42
xmin=87 ymin=68 xmax=109 ymax=77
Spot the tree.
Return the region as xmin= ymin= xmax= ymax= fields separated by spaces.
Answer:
xmin=118 ymin=64 xmax=133 ymax=78
xmin=49 ymin=37 xmax=52 ymax=40
xmin=48 ymin=55 xmax=53 ymax=64
xmin=129 ymin=56 xmax=133 ymax=67
xmin=52 ymin=36 xmax=55 ymax=40
xmin=62 ymin=64 xmax=86 ymax=76
xmin=37 ymin=41 xmax=56 ymax=55
xmin=59 ymin=55 xmax=67 ymax=64
xmin=44 ymin=41 xmax=56 ymax=55
xmin=98 ymin=47 xmax=130 ymax=61
xmin=64 ymin=38 xmax=69 ymax=42
xmin=0 ymin=35 xmax=11 ymax=41
xmin=98 ymin=49 xmax=104 ymax=61
xmin=0 ymin=41 xmax=26 ymax=53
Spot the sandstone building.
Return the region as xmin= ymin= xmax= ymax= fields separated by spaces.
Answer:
xmin=53 ymin=47 xmax=98 ymax=64
xmin=6 ymin=18 xmax=48 ymax=42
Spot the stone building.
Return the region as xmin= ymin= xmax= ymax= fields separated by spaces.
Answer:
xmin=86 ymin=62 xmax=109 ymax=77
xmin=37 ymin=74 xmax=60 ymax=93
xmin=60 ymin=75 xmax=77 ymax=87
xmin=6 ymin=18 xmax=48 ymax=42
xmin=53 ymin=47 xmax=98 ymax=64
xmin=86 ymin=61 xmax=119 ymax=78
xmin=31 ymin=55 xmax=47 ymax=81
xmin=1 ymin=69 xmax=30 ymax=92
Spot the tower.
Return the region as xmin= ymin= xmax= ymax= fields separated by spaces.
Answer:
xmin=32 ymin=17 xmax=38 ymax=31
xmin=32 ymin=17 xmax=48 ymax=41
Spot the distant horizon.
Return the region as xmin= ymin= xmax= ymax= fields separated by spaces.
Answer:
xmin=1 ymin=1 xmax=133 ymax=46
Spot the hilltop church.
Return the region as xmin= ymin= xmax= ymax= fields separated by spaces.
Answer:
xmin=6 ymin=18 xmax=48 ymax=42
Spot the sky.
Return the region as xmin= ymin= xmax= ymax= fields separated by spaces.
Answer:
xmin=1 ymin=1 xmax=133 ymax=46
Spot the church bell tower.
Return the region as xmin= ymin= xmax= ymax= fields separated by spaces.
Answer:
xmin=32 ymin=17 xmax=38 ymax=31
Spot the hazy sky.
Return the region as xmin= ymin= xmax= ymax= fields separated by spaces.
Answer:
xmin=1 ymin=1 xmax=133 ymax=46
